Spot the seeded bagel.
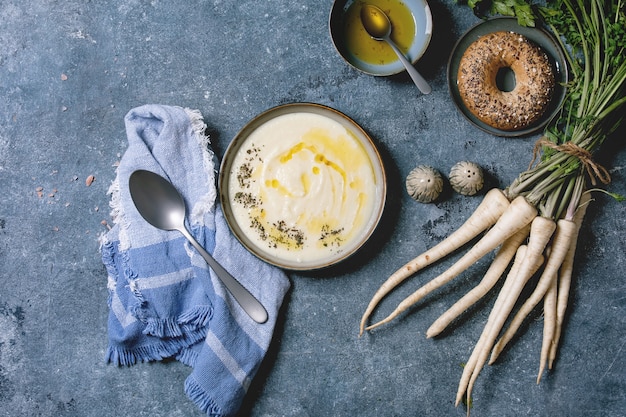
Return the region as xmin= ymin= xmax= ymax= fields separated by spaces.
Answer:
xmin=457 ymin=31 xmax=555 ymax=131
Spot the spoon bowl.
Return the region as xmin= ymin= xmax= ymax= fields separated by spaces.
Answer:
xmin=129 ymin=170 xmax=186 ymax=231
xmin=359 ymin=4 xmax=392 ymax=39
xmin=129 ymin=169 xmax=268 ymax=324
xmin=360 ymin=4 xmax=431 ymax=94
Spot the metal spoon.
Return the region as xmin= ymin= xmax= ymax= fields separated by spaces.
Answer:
xmin=360 ymin=4 xmax=431 ymax=94
xmin=129 ymin=169 xmax=268 ymax=324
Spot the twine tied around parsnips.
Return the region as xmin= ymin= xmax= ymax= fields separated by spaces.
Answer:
xmin=530 ymin=137 xmax=612 ymax=186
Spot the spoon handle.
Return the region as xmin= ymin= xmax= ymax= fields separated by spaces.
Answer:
xmin=387 ymin=39 xmax=432 ymax=95
xmin=180 ymin=227 xmax=269 ymax=324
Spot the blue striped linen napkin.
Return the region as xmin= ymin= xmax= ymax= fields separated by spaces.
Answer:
xmin=100 ymin=104 xmax=290 ymax=416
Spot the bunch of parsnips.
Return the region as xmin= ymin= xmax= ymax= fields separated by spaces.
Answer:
xmin=360 ymin=0 xmax=626 ymax=412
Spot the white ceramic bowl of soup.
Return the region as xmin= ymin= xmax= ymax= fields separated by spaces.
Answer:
xmin=219 ymin=103 xmax=386 ymax=270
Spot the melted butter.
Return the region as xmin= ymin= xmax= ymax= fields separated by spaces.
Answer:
xmin=343 ymin=0 xmax=416 ymax=65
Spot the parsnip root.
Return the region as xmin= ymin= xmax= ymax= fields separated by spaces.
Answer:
xmin=457 ymin=216 xmax=555 ymax=407
xmin=365 ymin=195 xmax=537 ymax=332
xmin=549 ymin=192 xmax=591 ymax=368
xmin=427 ymin=225 xmax=530 ymax=338
xmin=490 ymin=219 xmax=577 ymax=364
xmin=359 ymin=188 xmax=511 ymax=335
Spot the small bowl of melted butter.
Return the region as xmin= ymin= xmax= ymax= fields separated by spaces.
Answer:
xmin=329 ymin=0 xmax=432 ymax=76
xmin=219 ymin=103 xmax=387 ymax=271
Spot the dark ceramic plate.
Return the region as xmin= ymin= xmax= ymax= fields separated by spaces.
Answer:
xmin=447 ymin=17 xmax=568 ymax=137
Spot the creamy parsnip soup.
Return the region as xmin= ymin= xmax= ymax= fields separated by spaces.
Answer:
xmin=227 ymin=112 xmax=381 ymax=266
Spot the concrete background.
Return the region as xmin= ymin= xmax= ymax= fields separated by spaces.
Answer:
xmin=1 ymin=1 xmax=624 ymax=416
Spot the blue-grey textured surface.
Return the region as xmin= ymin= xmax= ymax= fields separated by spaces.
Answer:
xmin=0 ymin=1 xmax=624 ymax=416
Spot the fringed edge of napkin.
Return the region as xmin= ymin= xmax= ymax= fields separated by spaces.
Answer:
xmin=101 ymin=231 xmax=215 ymax=337
xmin=185 ymin=376 xmax=224 ymax=417
xmin=185 ymin=107 xmax=218 ymax=228
xmin=143 ymin=305 xmax=213 ymax=339
xmin=102 ymin=107 xmax=216 ymax=249
xmin=104 ymin=328 xmax=207 ymax=367
xmin=101 ymin=237 xmax=212 ymax=366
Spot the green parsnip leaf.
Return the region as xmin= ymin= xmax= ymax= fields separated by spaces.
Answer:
xmin=463 ymin=0 xmax=536 ymax=26
xmin=511 ymin=2 xmax=535 ymax=26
